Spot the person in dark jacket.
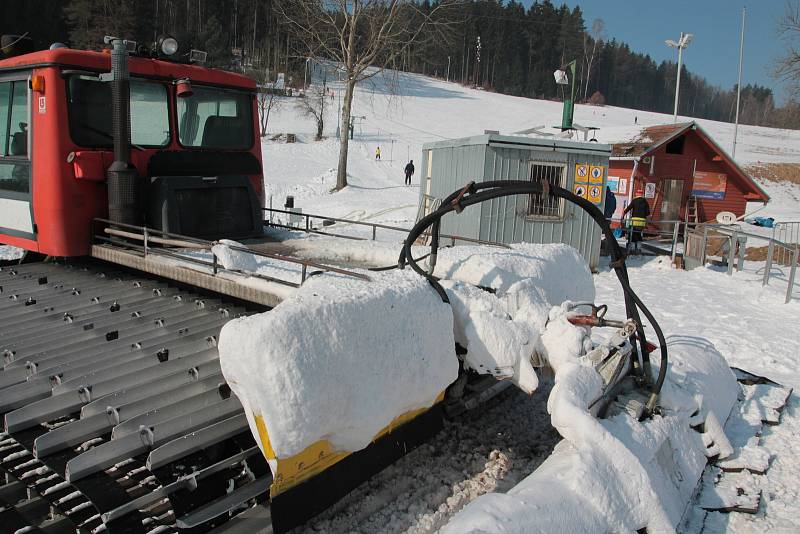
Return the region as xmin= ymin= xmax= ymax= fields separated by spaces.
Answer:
xmin=621 ymin=190 xmax=650 ymax=255
xmin=603 ymin=186 xmax=617 ymax=220
xmin=404 ymin=160 xmax=415 ymax=186
xmin=599 ymin=186 xmax=618 ymax=256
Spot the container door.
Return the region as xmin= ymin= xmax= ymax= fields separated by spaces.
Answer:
xmin=0 ymin=78 xmax=34 ymax=238
xmin=659 ymin=179 xmax=683 ymax=231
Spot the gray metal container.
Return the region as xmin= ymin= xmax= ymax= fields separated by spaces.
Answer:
xmin=419 ymin=134 xmax=611 ymax=270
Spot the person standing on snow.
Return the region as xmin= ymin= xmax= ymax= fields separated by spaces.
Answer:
xmin=600 ymin=185 xmax=618 ymax=255
xmin=375 ymin=146 xmax=381 ymax=161
xmin=621 ymin=189 xmax=650 ymax=255
xmin=603 ymin=185 xmax=617 ymax=220
xmin=404 ymin=160 xmax=415 ymax=186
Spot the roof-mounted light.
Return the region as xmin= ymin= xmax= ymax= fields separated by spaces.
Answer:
xmin=157 ymin=35 xmax=179 ymax=56
xmin=189 ymin=49 xmax=208 ymax=65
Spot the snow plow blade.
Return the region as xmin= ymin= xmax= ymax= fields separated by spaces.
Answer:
xmin=268 ymin=404 xmax=444 ymax=533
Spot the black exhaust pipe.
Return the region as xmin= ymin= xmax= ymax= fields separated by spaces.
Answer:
xmin=106 ymin=37 xmax=140 ymax=226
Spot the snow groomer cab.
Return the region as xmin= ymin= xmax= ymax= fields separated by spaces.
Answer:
xmin=0 ymin=34 xmax=264 ymax=258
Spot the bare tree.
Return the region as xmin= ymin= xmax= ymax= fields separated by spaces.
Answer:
xmin=582 ymin=18 xmax=605 ymax=101
xmin=277 ymin=0 xmax=458 ymax=190
xmin=776 ymin=1 xmax=800 ymax=102
xmin=297 ymin=83 xmax=329 ymax=141
xmin=258 ymin=89 xmax=283 ymax=137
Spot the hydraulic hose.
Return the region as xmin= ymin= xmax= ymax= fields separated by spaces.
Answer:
xmin=399 ymin=180 xmax=669 ymax=418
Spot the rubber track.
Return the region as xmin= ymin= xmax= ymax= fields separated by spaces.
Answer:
xmin=0 ymin=261 xmax=270 ymax=534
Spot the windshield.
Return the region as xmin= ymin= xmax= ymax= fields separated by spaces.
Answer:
xmin=66 ymin=75 xmax=171 ymax=148
xmin=177 ymin=86 xmax=253 ymax=149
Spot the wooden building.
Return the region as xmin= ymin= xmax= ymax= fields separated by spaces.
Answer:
xmin=607 ymin=122 xmax=769 ymax=226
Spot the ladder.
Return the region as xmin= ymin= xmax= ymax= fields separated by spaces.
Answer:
xmin=686 ymin=196 xmax=699 ymax=226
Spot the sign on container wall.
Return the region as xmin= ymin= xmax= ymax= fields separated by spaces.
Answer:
xmin=692 ymin=171 xmax=727 ymax=199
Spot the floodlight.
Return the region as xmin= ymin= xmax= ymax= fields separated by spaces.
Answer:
xmin=665 ymin=39 xmax=679 ymax=48
xmin=554 ymin=69 xmax=569 ymax=85
xmin=157 ymin=35 xmax=179 ymax=56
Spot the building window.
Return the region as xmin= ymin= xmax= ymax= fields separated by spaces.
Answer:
xmin=527 ymin=162 xmax=566 ymax=218
xmin=666 ymin=135 xmax=685 ymax=155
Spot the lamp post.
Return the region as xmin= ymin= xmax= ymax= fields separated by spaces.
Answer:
xmin=733 ymin=8 xmax=746 ymax=159
xmin=446 ymin=56 xmax=451 ymax=82
xmin=304 ymin=57 xmax=310 ymax=90
xmin=554 ymin=59 xmax=577 ymax=131
xmin=665 ymin=32 xmax=693 ymax=123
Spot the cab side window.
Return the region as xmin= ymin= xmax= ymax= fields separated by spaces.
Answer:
xmin=0 ymin=80 xmax=30 ymax=195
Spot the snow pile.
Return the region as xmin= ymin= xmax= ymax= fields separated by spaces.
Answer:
xmin=433 ymin=243 xmax=595 ymax=306
xmin=218 ymin=269 xmax=458 ymax=459
xmin=443 ymin=323 xmax=739 ymax=533
xmin=0 ymin=245 xmax=23 ymax=261
xmin=211 ymin=239 xmax=260 ymax=272
xmin=437 ymin=244 xmax=594 ymax=393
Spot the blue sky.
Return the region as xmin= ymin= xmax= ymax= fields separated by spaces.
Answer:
xmin=521 ymin=1 xmax=789 ymax=103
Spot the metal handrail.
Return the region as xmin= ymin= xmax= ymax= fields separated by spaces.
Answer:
xmin=263 ymin=207 xmax=511 ymax=248
xmin=91 ymin=218 xmax=371 ymax=284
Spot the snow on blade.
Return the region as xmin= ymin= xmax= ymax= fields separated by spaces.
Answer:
xmin=433 ymin=243 xmax=596 ymax=306
xmin=218 ymin=269 xmax=458 ymax=459
xmin=435 ymin=243 xmax=595 ymax=393
xmin=443 ymin=327 xmax=740 ymax=533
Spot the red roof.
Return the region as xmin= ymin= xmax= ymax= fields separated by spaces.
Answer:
xmin=610 ymin=121 xmax=769 ymax=202
xmin=0 ymin=48 xmax=255 ymax=90
xmin=611 ymin=122 xmax=692 ymax=158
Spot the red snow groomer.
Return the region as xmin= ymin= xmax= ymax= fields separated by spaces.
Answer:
xmin=0 ymin=34 xmax=264 ymax=258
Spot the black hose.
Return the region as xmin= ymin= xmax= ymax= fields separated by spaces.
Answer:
xmin=401 ymin=180 xmax=669 ymax=417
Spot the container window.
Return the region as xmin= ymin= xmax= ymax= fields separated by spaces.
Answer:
xmin=527 ymin=162 xmax=565 ymax=219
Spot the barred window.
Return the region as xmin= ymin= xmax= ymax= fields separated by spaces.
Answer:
xmin=527 ymin=162 xmax=566 ymax=218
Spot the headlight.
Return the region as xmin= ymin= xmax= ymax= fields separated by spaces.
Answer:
xmin=159 ymin=36 xmax=178 ymax=56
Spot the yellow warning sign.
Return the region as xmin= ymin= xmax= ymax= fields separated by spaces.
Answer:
xmin=588 ymin=185 xmax=603 ymax=204
xmin=573 ymin=183 xmax=588 ymax=198
xmin=589 ymin=165 xmax=604 ymax=184
xmin=575 ymin=164 xmax=589 ymax=184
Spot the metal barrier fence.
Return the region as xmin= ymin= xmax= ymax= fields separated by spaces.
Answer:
xmin=263 ymin=207 xmax=510 ymax=248
xmin=608 ymin=218 xmax=798 ymax=304
xmin=770 ymin=221 xmax=800 ymax=265
xmin=607 ymin=218 xmax=690 ymax=262
xmin=683 ymin=223 xmax=798 ymax=304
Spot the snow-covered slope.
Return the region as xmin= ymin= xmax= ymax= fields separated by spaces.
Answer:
xmin=262 ymin=68 xmax=800 ymax=229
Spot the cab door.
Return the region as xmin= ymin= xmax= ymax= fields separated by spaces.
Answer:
xmin=0 ymin=76 xmax=34 ymax=238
